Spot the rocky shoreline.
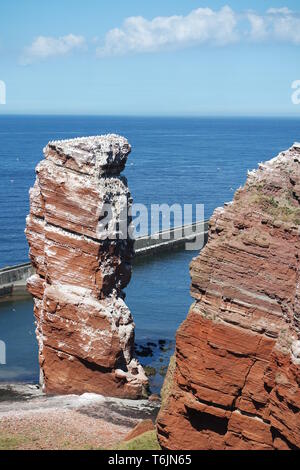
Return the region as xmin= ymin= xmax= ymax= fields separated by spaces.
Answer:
xmin=0 ymin=383 xmax=160 ymax=450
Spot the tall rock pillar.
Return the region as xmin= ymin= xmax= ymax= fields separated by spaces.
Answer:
xmin=26 ymin=134 xmax=148 ymax=398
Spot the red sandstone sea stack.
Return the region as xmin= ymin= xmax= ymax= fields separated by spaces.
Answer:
xmin=25 ymin=135 xmax=148 ymax=398
xmin=157 ymin=143 xmax=300 ymax=450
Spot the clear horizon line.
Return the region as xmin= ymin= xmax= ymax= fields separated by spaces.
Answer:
xmin=1 ymin=112 xmax=300 ymax=119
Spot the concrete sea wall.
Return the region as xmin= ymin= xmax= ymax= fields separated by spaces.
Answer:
xmin=0 ymin=220 xmax=208 ymax=302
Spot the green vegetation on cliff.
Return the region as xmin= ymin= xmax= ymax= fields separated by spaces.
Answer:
xmin=116 ymin=431 xmax=161 ymax=451
xmin=160 ymin=354 xmax=176 ymax=411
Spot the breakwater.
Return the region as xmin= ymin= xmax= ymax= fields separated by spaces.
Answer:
xmin=0 ymin=220 xmax=208 ymax=302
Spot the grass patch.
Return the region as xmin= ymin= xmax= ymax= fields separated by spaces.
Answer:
xmin=0 ymin=433 xmax=28 ymax=450
xmin=160 ymin=354 xmax=176 ymax=411
xmin=116 ymin=431 xmax=161 ymax=451
xmin=250 ymin=189 xmax=300 ymax=225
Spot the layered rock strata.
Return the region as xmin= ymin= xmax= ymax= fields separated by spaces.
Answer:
xmin=26 ymin=135 xmax=148 ymax=398
xmin=157 ymin=144 xmax=300 ymax=449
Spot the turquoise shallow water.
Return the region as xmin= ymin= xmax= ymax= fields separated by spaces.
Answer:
xmin=0 ymin=116 xmax=300 ymax=391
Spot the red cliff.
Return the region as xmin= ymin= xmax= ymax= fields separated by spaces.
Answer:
xmin=26 ymin=135 xmax=148 ymax=398
xmin=157 ymin=144 xmax=300 ymax=450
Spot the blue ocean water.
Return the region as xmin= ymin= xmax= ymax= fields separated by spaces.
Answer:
xmin=0 ymin=250 xmax=192 ymax=391
xmin=0 ymin=116 xmax=300 ymax=391
xmin=1 ymin=115 xmax=300 ymax=268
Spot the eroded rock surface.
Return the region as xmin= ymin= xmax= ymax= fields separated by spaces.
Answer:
xmin=157 ymin=144 xmax=300 ymax=450
xmin=26 ymin=135 xmax=148 ymax=398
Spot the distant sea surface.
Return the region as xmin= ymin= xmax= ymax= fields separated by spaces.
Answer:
xmin=0 ymin=116 xmax=300 ymax=391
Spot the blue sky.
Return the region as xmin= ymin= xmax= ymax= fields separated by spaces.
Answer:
xmin=1 ymin=0 xmax=300 ymax=115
